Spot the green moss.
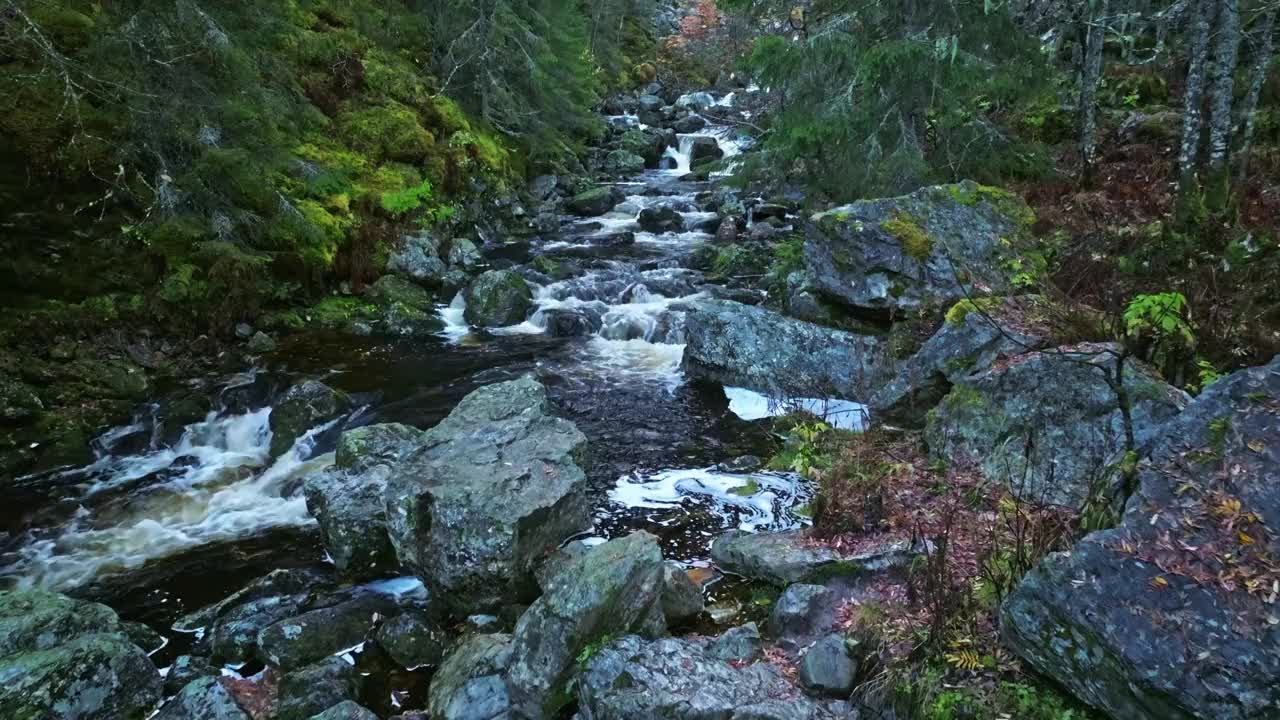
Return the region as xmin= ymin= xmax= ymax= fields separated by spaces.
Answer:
xmin=338 ymin=102 xmax=435 ymax=163
xmin=881 ymin=211 xmax=933 ymax=262
xmin=944 ymin=297 xmax=1001 ymax=325
xmin=729 ymin=478 xmax=761 ymax=496
xmin=307 ymin=295 xmax=378 ymax=329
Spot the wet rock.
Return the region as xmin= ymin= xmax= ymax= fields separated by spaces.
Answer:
xmin=619 ymin=129 xmax=668 ymax=167
xmin=687 ymin=136 xmax=724 ymax=164
xmin=585 ymin=231 xmax=636 ymax=247
xmin=446 ymin=238 xmax=483 ymax=271
xmin=373 ymin=610 xmax=449 ymax=669
xmin=752 ymin=202 xmax=790 ymax=221
xmin=256 ymin=590 xmax=399 ymax=670
xmin=269 ymin=380 xmax=349 ymax=457
xmin=870 ymin=296 xmax=1050 ymax=427
xmin=682 ymin=299 xmax=879 ymax=401
xmin=637 ymin=206 xmax=685 ymax=233
xmin=426 ymin=633 xmax=514 ymax=720
xmin=805 ymin=181 xmax=1036 ymax=313
xmin=507 ymin=532 xmax=666 ymax=718
xmin=660 ymin=562 xmax=705 ymax=624
xmin=247 ymin=331 xmax=277 ymax=354
xmin=304 ymin=424 xmax=428 ymax=579
xmin=799 ymin=634 xmax=857 ymax=697
xmin=337 ymin=422 xmax=424 ymax=470
xmin=672 ymin=114 xmax=706 ymax=133
xmin=567 ymin=186 xmax=624 ymax=217
xmin=604 ymin=149 xmax=645 ymax=175
xmin=540 ymin=308 xmax=603 ymax=337
xmin=638 ymin=94 xmax=664 ymax=112
xmin=709 ymin=622 xmax=763 ymax=662
xmin=235 ymin=322 xmax=255 ymax=339
xmin=365 ymin=275 xmax=446 ymax=336
xmin=387 ymin=232 xmax=448 ymax=287
xmin=675 ymin=91 xmax=716 ymax=110
xmin=304 ymin=465 xmax=397 ymax=580
xmin=769 ymin=584 xmax=834 ymax=641
xmin=277 ymin=656 xmax=363 ymax=720
xmin=0 ymin=588 xmax=162 ymax=720
xmin=578 ymin=634 xmax=850 ymax=720
xmin=714 ymin=216 xmax=739 ymax=244
xmin=464 ymin=270 xmax=534 ymax=327
xmin=163 ymin=654 xmax=215 ymax=696
xmin=926 ymin=342 xmax=1189 ymax=508
xmin=711 ymin=529 xmax=920 ymax=586
xmin=154 ymin=676 xmax=250 ymax=720
xmin=384 ymin=376 xmax=590 ymax=612
xmin=309 ymin=701 xmax=380 ymax=720
xmin=1001 ymin=356 xmax=1280 ymax=720
xmin=176 ymin=568 xmax=331 ymax=663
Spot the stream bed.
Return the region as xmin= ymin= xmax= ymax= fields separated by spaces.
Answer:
xmin=0 ymin=96 xmax=861 ymax=704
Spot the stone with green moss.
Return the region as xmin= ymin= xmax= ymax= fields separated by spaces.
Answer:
xmin=0 ymin=588 xmax=163 ymax=720
xmin=464 ymin=270 xmax=533 ymax=327
xmin=807 ymin=181 xmax=1037 ymax=314
xmin=925 ymin=343 xmax=1187 ymax=508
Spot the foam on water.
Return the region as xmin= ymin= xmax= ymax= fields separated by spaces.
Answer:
xmin=723 ymin=386 xmax=867 ymax=431
xmin=5 ymin=412 xmax=338 ymax=591
xmin=608 ymin=467 xmax=812 ymax=534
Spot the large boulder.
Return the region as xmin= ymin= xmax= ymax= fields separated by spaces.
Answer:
xmin=870 ymin=296 xmax=1051 ymax=426
xmin=269 ymin=380 xmax=349 ymax=457
xmin=0 ymin=589 xmax=162 ymax=720
xmin=304 ymin=423 xmax=424 ymax=580
xmin=619 ymin=129 xmax=668 ymax=167
xmin=577 ymin=634 xmax=850 ymax=719
xmin=805 ymin=181 xmax=1036 ymax=314
xmin=687 ymin=136 xmax=724 ymax=165
xmin=604 ymin=149 xmax=645 ymax=175
xmin=426 ymin=634 xmax=514 ymax=720
xmin=1001 ymin=356 xmax=1280 ymax=720
xmin=567 ymin=186 xmax=624 ymax=217
xmin=506 ymin=532 xmax=666 ymax=719
xmin=637 ymin=206 xmax=685 ymax=233
xmin=926 ymin=342 xmax=1189 ymax=508
xmin=682 ymin=299 xmax=879 ymax=401
xmin=464 ymin=270 xmax=534 ymax=327
xmin=365 ymin=275 xmax=447 ymax=336
xmin=387 ymin=232 xmax=448 ymax=287
xmin=383 ymin=376 xmax=591 ymax=612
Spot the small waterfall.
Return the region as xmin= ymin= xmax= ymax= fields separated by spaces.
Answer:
xmin=3 ymin=408 xmax=343 ymax=591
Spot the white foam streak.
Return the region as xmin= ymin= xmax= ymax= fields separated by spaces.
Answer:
xmin=724 ymin=387 xmax=867 ymax=431
xmin=609 ymin=468 xmax=812 ymax=533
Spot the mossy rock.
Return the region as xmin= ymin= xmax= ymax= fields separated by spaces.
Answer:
xmin=463 ymin=270 xmax=533 ymax=327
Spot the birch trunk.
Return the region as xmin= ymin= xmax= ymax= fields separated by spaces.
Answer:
xmin=1176 ymin=0 xmax=1214 ymax=202
xmin=1236 ymin=10 xmax=1276 ymax=181
xmin=1079 ymin=0 xmax=1109 ymax=187
xmin=1206 ymin=0 xmax=1241 ymax=179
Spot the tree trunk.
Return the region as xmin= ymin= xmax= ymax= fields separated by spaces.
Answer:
xmin=1205 ymin=0 xmax=1241 ymax=208
xmin=1236 ymin=9 xmax=1276 ymax=181
xmin=1176 ymin=0 xmax=1214 ymax=208
xmin=1079 ymin=0 xmax=1109 ymax=188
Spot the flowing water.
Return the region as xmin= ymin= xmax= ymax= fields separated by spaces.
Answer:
xmin=0 ymin=94 xmax=859 ymax=641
